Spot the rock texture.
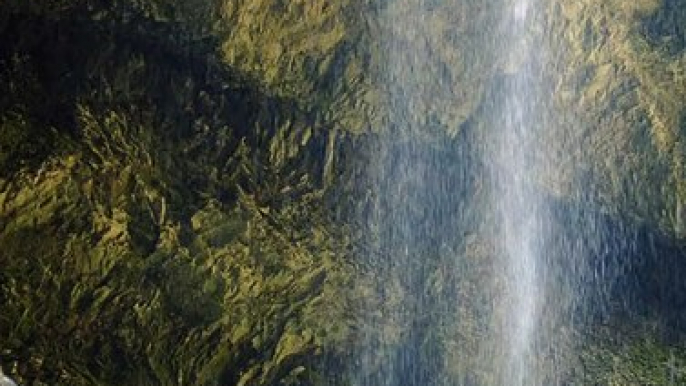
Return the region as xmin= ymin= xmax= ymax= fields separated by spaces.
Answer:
xmin=0 ymin=1 xmax=359 ymax=384
xmin=1 ymin=0 xmax=685 ymax=384
xmin=543 ymin=0 xmax=686 ymax=236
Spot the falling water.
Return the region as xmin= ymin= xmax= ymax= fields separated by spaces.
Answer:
xmin=355 ymin=0 xmax=557 ymax=384
xmin=353 ymin=0 xmax=686 ymax=385
xmin=490 ymin=0 xmax=544 ymax=384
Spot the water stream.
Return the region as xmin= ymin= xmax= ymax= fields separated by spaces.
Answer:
xmin=353 ymin=0 xmax=685 ymax=385
xmin=490 ymin=0 xmax=543 ymax=383
xmin=355 ymin=0 xmax=571 ymax=384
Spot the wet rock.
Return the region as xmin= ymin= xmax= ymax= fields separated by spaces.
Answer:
xmin=0 ymin=0 xmax=685 ymax=384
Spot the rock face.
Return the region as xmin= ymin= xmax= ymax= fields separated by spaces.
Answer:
xmin=542 ymin=0 xmax=686 ymax=238
xmin=0 ymin=0 xmax=685 ymax=384
xmin=0 ymin=1 xmax=358 ymax=384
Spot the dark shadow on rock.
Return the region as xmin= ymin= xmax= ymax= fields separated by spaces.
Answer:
xmin=543 ymin=197 xmax=686 ymax=337
xmin=0 ymin=6 xmax=340 ymax=385
xmin=0 ymin=9 xmax=329 ymax=186
xmin=638 ymin=0 xmax=686 ymax=56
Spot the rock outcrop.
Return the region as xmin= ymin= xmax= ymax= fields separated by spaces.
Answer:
xmin=1 ymin=0 xmax=685 ymax=384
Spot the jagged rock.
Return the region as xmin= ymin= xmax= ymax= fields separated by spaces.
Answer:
xmin=1 ymin=0 xmax=685 ymax=384
xmin=540 ymin=0 xmax=686 ymax=238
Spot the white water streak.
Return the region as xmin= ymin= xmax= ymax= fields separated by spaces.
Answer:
xmin=497 ymin=0 xmax=544 ymax=384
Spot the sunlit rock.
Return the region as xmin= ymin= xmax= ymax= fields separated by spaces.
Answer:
xmin=0 ymin=0 xmax=685 ymax=384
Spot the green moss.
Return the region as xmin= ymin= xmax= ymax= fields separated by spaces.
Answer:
xmin=577 ymin=325 xmax=686 ymax=385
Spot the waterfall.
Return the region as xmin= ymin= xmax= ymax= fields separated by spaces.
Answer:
xmin=490 ymin=0 xmax=544 ymax=384
xmin=354 ymin=0 xmax=558 ymax=384
xmin=352 ymin=0 xmax=682 ymax=384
